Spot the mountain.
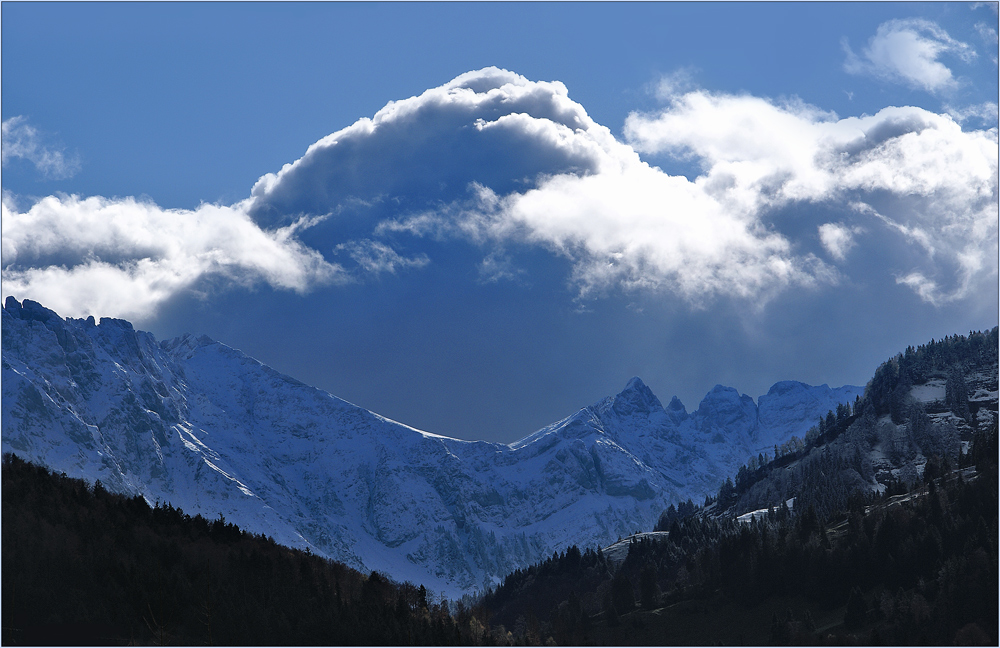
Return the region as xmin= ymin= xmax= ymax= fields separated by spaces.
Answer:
xmin=1 ymin=297 xmax=861 ymax=597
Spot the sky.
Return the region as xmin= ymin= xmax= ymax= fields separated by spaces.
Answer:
xmin=2 ymin=2 xmax=998 ymax=444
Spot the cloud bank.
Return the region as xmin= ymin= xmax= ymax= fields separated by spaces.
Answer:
xmin=3 ymin=67 xmax=997 ymax=318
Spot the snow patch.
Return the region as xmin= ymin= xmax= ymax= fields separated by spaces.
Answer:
xmin=602 ymin=531 xmax=671 ymax=563
xmin=736 ymin=498 xmax=795 ymax=524
xmin=910 ymin=380 xmax=946 ymax=403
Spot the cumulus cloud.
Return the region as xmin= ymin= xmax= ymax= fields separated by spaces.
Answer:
xmin=469 ymin=168 xmax=831 ymax=301
xmin=248 ymin=68 xmax=837 ymax=303
xmin=625 ymin=83 xmax=997 ymax=303
xmin=248 ymin=68 xmax=602 ymax=228
xmin=1 ymin=195 xmax=344 ymax=321
xmin=249 ymin=67 xmax=997 ymax=305
xmin=2 ymin=116 xmax=81 ymax=179
xmin=843 ymin=19 xmax=975 ymax=93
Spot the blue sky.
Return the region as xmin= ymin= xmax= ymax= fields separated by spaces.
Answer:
xmin=3 ymin=2 xmax=998 ymax=443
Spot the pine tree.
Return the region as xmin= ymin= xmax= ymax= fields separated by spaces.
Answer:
xmin=639 ymin=563 xmax=660 ymax=610
xmin=844 ymin=587 xmax=868 ymax=629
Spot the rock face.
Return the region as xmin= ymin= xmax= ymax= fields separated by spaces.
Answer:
xmin=1 ymin=298 xmax=862 ymax=598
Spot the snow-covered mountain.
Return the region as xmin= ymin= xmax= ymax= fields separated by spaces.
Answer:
xmin=1 ymin=298 xmax=862 ymax=597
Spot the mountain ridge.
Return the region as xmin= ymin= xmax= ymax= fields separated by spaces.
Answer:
xmin=1 ymin=297 xmax=863 ymax=597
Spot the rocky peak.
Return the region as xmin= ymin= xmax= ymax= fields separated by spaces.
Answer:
xmin=4 ymin=297 xmax=60 ymax=324
xmin=666 ymin=395 xmax=689 ymax=423
xmin=611 ymin=377 xmax=665 ymax=418
xmin=694 ymin=385 xmax=758 ymax=437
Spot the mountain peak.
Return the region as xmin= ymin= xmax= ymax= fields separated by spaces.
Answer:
xmin=4 ymin=297 xmax=61 ymax=324
xmin=624 ymin=376 xmax=647 ymax=391
xmin=699 ymin=384 xmax=754 ymax=407
xmin=611 ymin=377 xmax=664 ymax=417
xmin=764 ymin=380 xmax=809 ymax=396
xmin=666 ymin=395 xmax=689 ymax=423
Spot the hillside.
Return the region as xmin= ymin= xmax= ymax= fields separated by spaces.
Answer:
xmin=477 ymin=329 xmax=999 ymax=645
xmin=709 ymin=328 xmax=998 ymax=522
xmin=480 ymin=429 xmax=997 ymax=645
xmin=0 ymin=454 xmax=489 ymax=646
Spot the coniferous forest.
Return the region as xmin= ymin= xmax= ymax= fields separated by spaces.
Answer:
xmin=1 ymin=454 xmax=498 ymax=646
xmin=480 ymin=424 xmax=997 ymax=645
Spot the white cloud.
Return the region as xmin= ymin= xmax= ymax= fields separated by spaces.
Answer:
xmin=249 ymin=68 xmax=836 ymax=304
xmin=893 ymin=265 xmax=983 ymax=307
xmin=625 ymin=85 xmax=997 ymax=303
xmin=974 ymin=21 xmax=999 ymax=66
xmin=247 ymin=68 xmax=603 ymax=227
xmin=4 ymin=67 xmax=996 ymax=317
xmin=975 ymin=21 xmax=999 ymax=45
xmin=2 ymin=116 xmax=81 ymax=179
xmin=478 ymin=250 xmax=527 ymax=284
xmin=855 ymin=201 xmax=993 ymax=305
xmin=251 ymin=67 xmax=997 ymax=305
xmin=843 ymin=19 xmax=975 ymax=93
xmin=625 ymin=89 xmax=996 ymax=211
xmin=334 ymin=239 xmax=429 ymax=275
xmin=1 ymin=195 xmax=344 ymax=321
xmin=895 ymin=272 xmax=943 ymax=304
xmin=470 ymin=166 xmax=831 ymax=302
xmin=849 ymin=202 xmax=935 ymax=256
xmin=945 ymin=102 xmax=999 ymax=126
xmin=654 ymin=68 xmax=698 ymax=101
xmin=818 ymin=223 xmax=862 ymax=261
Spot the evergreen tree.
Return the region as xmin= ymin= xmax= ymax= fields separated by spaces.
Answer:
xmin=639 ymin=563 xmax=660 ymax=610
